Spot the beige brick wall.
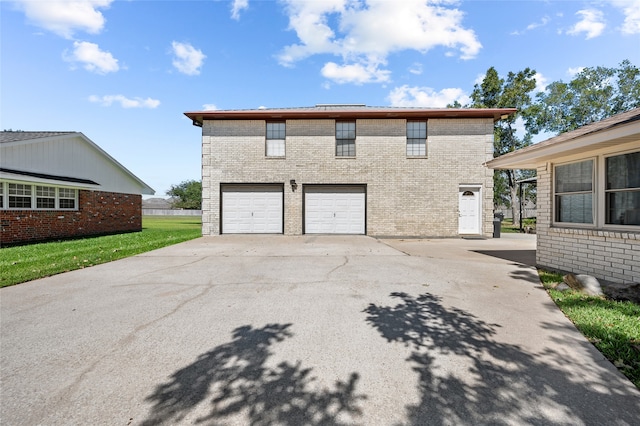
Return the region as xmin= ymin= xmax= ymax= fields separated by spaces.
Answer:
xmin=201 ymin=118 xmax=495 ymax=237
xmin=536 ymin=164 xmax=640 ymax=284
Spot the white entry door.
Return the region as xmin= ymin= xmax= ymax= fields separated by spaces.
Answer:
xmin=458 ymin=186 xmax=481 ymax=234
xmin=222 ymin=185 xmax=283 ymax=233
xmin=305 ymin=186 xmax=365 ymax=234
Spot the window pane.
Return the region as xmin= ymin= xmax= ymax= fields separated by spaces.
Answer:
xmin=407 ymin=139 xmax=426 ymax=156
xmin=407 ymin=121 xmax=426 ymax=138
xmin=266 ymin=122 xmax=285 ymax=139
xmin=606 ymin=190 xmax=640 ymax=225
xmin=556 ymin=193 xmax=593 ymax=223
xmin=336 ymin=139 xmax=355 ymax=156
xmin=607 ymin=151 xmax=640 ymax=190
xmin=59 ymin=198 xmax=76 ymax=209
xmin=9 ymin=183 xmax=31 ymax=196
xmin=37 ymin=198 xmax=55 ymax=208
xmin=36 ymin=186 xmax=55 ymax=197
xmin=59 ymin=188 xmax=76 ymax=198
xmin=266 ymin=139 xmax=285 ymax=156
xmin=9 ymin=196 xmax=31 ymax=208
xmin=336 ymin=122 xmax=355 ymax=139
xmin=555 ymin=160 xmax=593 ymax=193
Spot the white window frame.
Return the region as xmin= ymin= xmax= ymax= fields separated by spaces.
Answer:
xmin=553 ymin=158 xmax=595 ymax=226
xmin=0 ymin=182 xmax=78 ymax=211
xmin=603 ymin=149 xmax=640 ymax=228
xmin=551 ymin=149 xmax=640 ymax=231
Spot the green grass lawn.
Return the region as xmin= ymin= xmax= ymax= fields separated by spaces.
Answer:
xmin=538 ymin=270 xmax=640 ymax=388
xmin=0 ymin=216 xmax=201 ymax=288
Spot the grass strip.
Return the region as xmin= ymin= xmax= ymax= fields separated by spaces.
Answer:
xmin=1 ymin=216 xmax=201 ymax=288
xmin=539 ymin=270 xmax=640 ymax=388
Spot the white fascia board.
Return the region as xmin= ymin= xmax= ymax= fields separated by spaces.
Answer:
xmin=487 ymin=120 xmax=640 ymax=169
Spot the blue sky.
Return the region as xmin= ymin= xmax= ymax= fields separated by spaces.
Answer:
xmin=2 ymin=0 xmax=639 ymax=198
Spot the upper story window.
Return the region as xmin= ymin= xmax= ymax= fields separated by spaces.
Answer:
xmin=2 ymin=182 xmax=77 ymax=210
xmin=606 ymin=151 xmax=640 ymax=225
xmin=407 ymin=121 xmax=427 ymax=157
xmin=336 ymin=121 xmax=356 ymax=157
xmin=554 ymin=159 xmax=594 ymax=224
xmin=266 ymin=122 xmax=285 ymax=157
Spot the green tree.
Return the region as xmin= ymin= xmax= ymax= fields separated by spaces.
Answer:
xmin=467 ymin=67 xmax=538 ymax=224
xmin=166 ymin=180 xmax=202 ymax=209
xmin=530 ymin=59 xmax=640 ymax=134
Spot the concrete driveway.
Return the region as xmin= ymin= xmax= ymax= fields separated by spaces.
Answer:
xmin=1 ymin=234 xmax=638 ymax=425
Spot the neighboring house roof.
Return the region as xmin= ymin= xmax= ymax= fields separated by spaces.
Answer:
xmin=0 ymin=131 xmax=155 ymax=195
xmin=142 ymin=197 xmax=174 ymax=209
xmin=185 ymin=104 xmax=517 ymax=127
xmin=487 ymin=108 xmax=640 ymax=169
xmin=0 ymin=168 xmax=100 ymax=185
xmin=0 ymin=131 xmax=76 ymax=143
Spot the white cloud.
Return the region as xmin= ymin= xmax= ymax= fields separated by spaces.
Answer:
xmin=231 ymin=0 xmax=249 ymax=20
xmin=170 ymin=41 xmax=206 ymax=76
xmin=321 ymin=61 xmax=390 ymax=84
xmin=409 ymin=63 xmax=423 ymax=75
xmin=533 ymin=71 xmax=548 ymax=93
xmin=89 ymin=95 xmax=160 ymax=109
xmin=278 ymin=0 xmax=481 ymax=84
xmin=387 ymin=85 xmax=470 ymax=107
xmin=512 ymin=16 xmax=550 ymax=35
xmin=609 ymin=0 xmax=640 ymax=34
xmin=14 ymin=0 xmax=112 ymax=39
xmin=567 ymin=66 xmax=585 ymax=77
xmin=202 ymin=104 xmax=218 ymax=111
xmin=64 ymin=41 xmax=119 ymax=74
xmin=567 ymin=9 xmax=606 ymax=39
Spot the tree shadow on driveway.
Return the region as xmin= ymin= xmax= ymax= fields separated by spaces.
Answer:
xmin=142 ymin=324 xmax=365 ymax=425
xmin=363 ymin=292 xmax=640 ymax=425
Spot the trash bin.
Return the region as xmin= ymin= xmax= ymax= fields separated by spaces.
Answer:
xmin=493 ymin=213 xmax=503 ymax=238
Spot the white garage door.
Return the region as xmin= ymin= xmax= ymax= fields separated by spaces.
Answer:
xmin=222 ymin=185 xmax=283 ymax=234
xmin=305 ymin=186 xmax=365 ymax=234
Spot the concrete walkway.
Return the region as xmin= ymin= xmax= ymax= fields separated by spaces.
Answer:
xmin=1 ymin=234 xmax=638 ymax=425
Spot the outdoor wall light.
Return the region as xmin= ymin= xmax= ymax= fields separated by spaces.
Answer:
xmin=290 ymin=179 xmax=298 ymax=191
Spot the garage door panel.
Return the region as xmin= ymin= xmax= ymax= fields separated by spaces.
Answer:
xmin=305 ymin=186 xmax=365 ymax=234
xmin=222 ymin=185 xmax=283 ymax=234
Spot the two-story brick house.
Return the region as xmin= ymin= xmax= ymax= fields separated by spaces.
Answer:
xmin=185 ymin=105 xmax=515 ymax=237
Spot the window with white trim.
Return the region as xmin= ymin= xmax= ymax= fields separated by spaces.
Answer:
xmin=1 ymin=182 xmax=78 ymax=210
xmin=8 ymin=183 xmax=32 ymax=209
xmin=59 ymin=188 xmax=77 ymax=209
xmin=554 ymin=159 xmax=594 ymax=224
xmin=336 ymin=121 xmax=356 ymax=157
xmin=266 ymin=122 xmax=285 ymax=157
xmin=407 ymin=121 xmax=427 ymax=156
xmin=606 ymin=151 xmax=640 ymax=226
xmin=36 ymin=185 xmax=56 ymax=209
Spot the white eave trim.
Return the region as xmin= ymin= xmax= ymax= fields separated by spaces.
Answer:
xmin=487 ymin=120 xmax=640 ymax=169
xmin=0 ymin=171 xmax=102 ymax=190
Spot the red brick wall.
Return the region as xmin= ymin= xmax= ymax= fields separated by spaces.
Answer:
xmin=1 ymin=190 xmax=142 ymax=246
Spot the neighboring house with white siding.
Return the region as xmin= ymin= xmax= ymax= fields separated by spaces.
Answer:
xmin=1 ymin=131 xmax=154 ymax=245
xmin=487 ymin=108 xmax=640 ymax=284
xmin=185 ymin=105 xmax=516 ymax=238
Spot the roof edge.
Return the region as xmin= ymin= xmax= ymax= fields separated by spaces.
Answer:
xmin=184 ymin=107 xmax=517 ymax=126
